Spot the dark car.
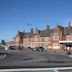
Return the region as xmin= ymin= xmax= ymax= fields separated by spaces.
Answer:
xmin=39 ymin=46 xmax=44 ymax=51
xmin=33 ymin=46 xmax=44 ymax=52
xmin=8 ymin=46 xmax=17 ymax=50
xmin=66 ymin=51 xmax=71 ymax=55
xmin=27 ymin=47 xmax=33 ymax=50
xmin=27 ymin=47 xmax=31 ymax=49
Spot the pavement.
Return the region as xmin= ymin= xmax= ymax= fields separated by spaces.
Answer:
xmin=0 ymin=49 xmax=72 ymax=69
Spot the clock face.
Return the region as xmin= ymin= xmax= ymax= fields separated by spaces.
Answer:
xmin=53 ymin=33 xmax=59 ymax=40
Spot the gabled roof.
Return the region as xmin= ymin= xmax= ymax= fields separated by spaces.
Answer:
xmin=59 ymin=26 xmax=65 ymax=35
xmin=14 ymin=31 xmax=24 ymax=39
xmin=18 ymin=32 xmax=24 ymax=38
xmin=64 ymin=27 xmax=72 ymax=35
xmin=55 ymin=25 xmax=72 ymax=35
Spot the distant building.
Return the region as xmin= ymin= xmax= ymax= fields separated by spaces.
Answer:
xmin=7 ymin=21 xmax=72 ymax=51
xmin=6 ymin=41 xmax=14 ymax=46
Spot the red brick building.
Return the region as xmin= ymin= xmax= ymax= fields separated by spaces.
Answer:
xmin=10 ymin=21 xmax=72 ymax=51
xmin=13 ymin=30 xmax=24 ymax=46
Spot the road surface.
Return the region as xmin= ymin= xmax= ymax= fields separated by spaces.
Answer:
xmin=0 ymin=49 xmax=72 ymax=72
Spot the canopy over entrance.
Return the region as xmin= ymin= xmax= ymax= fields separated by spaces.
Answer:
xmin=59 ymin=41 xmax=72 ymax=47
xmin=59 ymin=41 xmax=72 ymax=55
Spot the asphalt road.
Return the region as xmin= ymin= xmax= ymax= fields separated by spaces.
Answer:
xmin=0 ymin=49 xmax=72 ymax=69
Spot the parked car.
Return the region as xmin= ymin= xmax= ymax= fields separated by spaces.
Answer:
xmin=8 ymin=46 xmax=17 ymax=50
xmin=0 ymin=46 xmax=5 ymax=50
xmin=27 ymin=47 xmax=33 ymax=50
xmin=32 ymin=48 xmax=37 ymax=51
xmin=3 ymin=46 xmax=9 ymax=50
xmin=27 ymin=47 xmax=31 ymax=49
xmin=66 ymin=51 xmax=71 ymax=55
xmin=8 ymin=46 xmax=25 ymax=50
xmin=33 ymin=46 xmax=44 ymax=52
xmin=39 ymin=46 xmax=44 ymax=51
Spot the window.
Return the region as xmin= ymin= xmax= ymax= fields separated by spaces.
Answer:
xmin=53 ymin=33 xmax=59 ymax=40
xmin=44 ymin=37 xmax=50 ymax=42
xmin=39 ymin=37 xmax=42 ymax=41
xmin=34 ymin=38 xmax=38 ymax=41
xmin=66 ymin=35 xmax=72 ymax=40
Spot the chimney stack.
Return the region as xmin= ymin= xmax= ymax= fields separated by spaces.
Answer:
xmin=67 ymin=21 xmax=71 ymax=28
xmin=30 ymin=28 xmax=33 ymax=33
xmin=45 ymin=25 xmax=50 ymax=31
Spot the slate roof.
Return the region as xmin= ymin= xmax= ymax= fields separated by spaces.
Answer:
xmin=23 ymin=29 xmax=54 ymax=38
xmin=24 ymin=32 xmax=34 ymax=38
xmin=15 ymin=25 xmax=72 ymax=39
xmin=24 ymin=32 xmax=29 ymax=38
xmin=64 ymin=27 xmax=72 ymax=35
xmin=59 ymin=26 xmax=72 ymax=35
xmin=40 ymin=29 xmax=54 ymax=37
xmin=58 ymin=25 xmax=65 ymax=35
xmin=14 ymin=31 xmax=24 ymax=39
xmin=54 ymin=25 xmax=72 ymax=36
xmin=19 ymin=32 xmax=24 ymax=38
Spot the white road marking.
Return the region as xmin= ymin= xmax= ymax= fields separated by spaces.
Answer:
xmin=54 ymin=70 xmax=60 ymax=72
xmin=0 ymin=67 xmax=72 ymax=72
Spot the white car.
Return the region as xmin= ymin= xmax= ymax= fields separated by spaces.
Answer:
xmin=2 ymin=46 xmax=9 ymax=50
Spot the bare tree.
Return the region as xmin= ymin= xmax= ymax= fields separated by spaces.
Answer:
xmin=1 ymin=40 xmax=6 ymax=46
